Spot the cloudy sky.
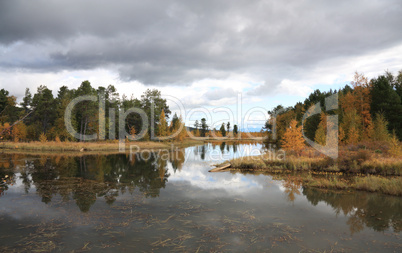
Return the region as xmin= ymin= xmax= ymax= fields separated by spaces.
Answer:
xmin=1 ymin=0 xmax=402 ymax=129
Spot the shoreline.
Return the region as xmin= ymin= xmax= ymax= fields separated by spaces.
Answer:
xmin=0 ymin=139 xmax=204 ymax=154
xmin=0 ymin=139 xmax=264 ymax=155
xmin=218 ymin=154 xmax=402 ymax=196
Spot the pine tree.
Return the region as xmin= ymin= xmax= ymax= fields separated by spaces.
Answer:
xmin=281 ymin=119 xmax=305 ymax=155
xmin=233 ymin=124 xmax=238 ymax=136
xmin=371 ymin=74 xmax=402 ymax=140
xmin=219 ymin=123 xmax=226 ymax=137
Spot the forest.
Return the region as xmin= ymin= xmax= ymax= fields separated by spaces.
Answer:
xmin=265 ymin=71 xmax=402 ymax=156
xmin=0 ymin=80 xmax=263 ymax=144
xmin=0 ymin=81 xmax=178 ymax=142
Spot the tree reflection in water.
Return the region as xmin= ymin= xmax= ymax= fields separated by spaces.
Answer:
xmin=1 ymin=150 xmax=401 ymax=236
xmin=0 ymin=151 xmax=186 ymax=212
xmin=279 ymin=175 xmax=401 ymax=234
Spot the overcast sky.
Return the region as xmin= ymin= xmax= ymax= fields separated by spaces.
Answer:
xmin=1 ymin=0 xmax=402 ymax=128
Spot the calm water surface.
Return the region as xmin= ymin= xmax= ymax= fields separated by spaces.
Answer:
xmin=0 ymin=143 xmax=401 ymax=252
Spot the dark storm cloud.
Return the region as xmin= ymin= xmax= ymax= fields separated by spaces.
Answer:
xmin=1 ymin=0 xmax=402 ymax=87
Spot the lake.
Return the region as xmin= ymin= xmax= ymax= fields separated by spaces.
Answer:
xmin=0 ymin=142 xmax=401 ymax=252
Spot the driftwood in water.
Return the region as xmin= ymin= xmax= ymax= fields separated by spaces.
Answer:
xmin=209 ymin=163 xmax=231 ymax=172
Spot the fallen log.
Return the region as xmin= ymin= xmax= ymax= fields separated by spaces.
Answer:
xmin=209 ymin=163 xmax=231 ymax=172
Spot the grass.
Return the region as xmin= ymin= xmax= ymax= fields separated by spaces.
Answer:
xmin=227 ymin=149 xmax=401 ymax=176
xmin=228 ymin=154 xmax=333 ymax=172
xmin=353 ymin=175 xmax=402 ymax=196
xmin=0 ymin=138 xmax=204 ymax=153
xmin=302 ymin=175 xmax=402 ymax=196
xmin=226 ymin=150 xmax=402 ymax=196
xmin=360 ymin=157 xmax=402 ymax=176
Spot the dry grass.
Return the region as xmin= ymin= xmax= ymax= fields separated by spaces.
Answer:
xmin=229 ymin=154 xmax=331 ymax=172
xmin=361 ymin=157 xmax=402 ymax=176
xmin=301 ymin=175 xmax=402 ymax=196
xmin=0 ymin=139 xmax=203 ymax=153
xmin=353 ymin=175 xmax=402 ymax=196
xmin=229 ymin=150 xmax=401 ymax=175
xmin=273 ymin=173 xmax=402 ymax=196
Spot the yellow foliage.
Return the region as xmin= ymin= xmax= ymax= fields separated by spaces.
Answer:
xmin=347 ymin=126 xmax=359 ymax=145
xmin=389 ymin=132 xmax=402 ymax=157
xmin=12 ymin=122 xmax=27 ymax=142
xmin=129 ymin=126 xmax=136 ymax=138
xmin=158 ymin=109 xmax=168 ymax=137
xmin=281 ymin=119 xmax=305 ymax=155
xmin=39 ymin=132 xmax=47 ymax=143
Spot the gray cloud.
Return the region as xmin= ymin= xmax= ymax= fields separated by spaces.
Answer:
xmin=1 ymin=0 xmax=402 ymax=88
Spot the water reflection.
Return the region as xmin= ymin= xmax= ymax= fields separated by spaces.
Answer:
xmin=302 ymin=187 xmax=401 ymax=234
xmin=0 ymin=152 xmax=182 ymax=212
xmin=0 ymin=143 xmax=401 ymax=252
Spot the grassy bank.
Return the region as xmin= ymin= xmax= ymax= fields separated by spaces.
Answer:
xmin=228 ymin=151 xmax=402 ymax=176
xmin=0 ymin=139 xmax=204 ymax=153
xmin=225 ymin=151 xmax=402 ymax=196
xmin=302 ymin=174 xmax=402 ymax=196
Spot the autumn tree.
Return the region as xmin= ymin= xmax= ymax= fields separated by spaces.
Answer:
xmin=172 ymin=115 xmax=187 ymax=141
xmin=350 ymin=72 xmax=373 ymax=139
xmin=12 ymin=122 xmax=27 ymax=142
xmin=314 ymin=112 xmax=327 ymax=146
xmin=157 ymin=109 xmax=168 ymax=137
xmin=341 ymin=109 xmax=361 ymax=145
xmin=389 ymin=131 xmax=401 ymax=157
xmin=372 ymin=113 xmax=390 ymax=142
xmin=281 ymin=119 xmax=305 ymax=155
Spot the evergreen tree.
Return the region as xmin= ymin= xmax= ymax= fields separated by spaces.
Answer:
xmin=21 ymin=88 xmax=32 ymax=113
xmin=233 ymin=124 xmax=238 ymax=136
xmin=201 ymin=118 xmax=208 ymax=137
xmin=31 ymin=85 xmax=56 ymax=135
xmin=371 ymin=74 xmax=402 ymax=140
xmin=140 ymin=89 xmax=170 ymax=138
xmin=219 ymin=123 xmax=226 ymax=137
xmin=194 ymin=120 xmax=199 ymax=129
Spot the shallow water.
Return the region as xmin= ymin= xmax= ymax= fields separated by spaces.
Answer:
xmin=0 ymin=142 xmax=401 ymax=252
